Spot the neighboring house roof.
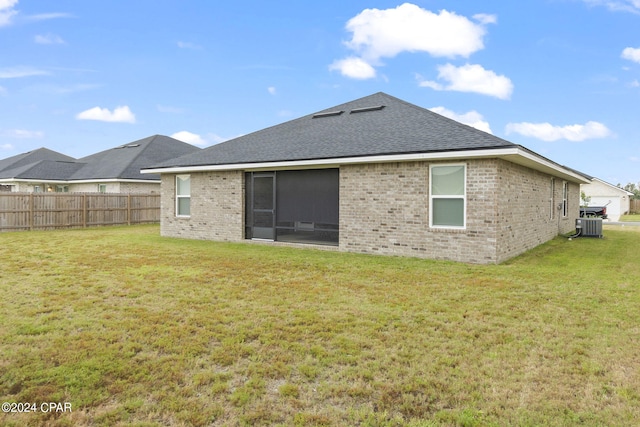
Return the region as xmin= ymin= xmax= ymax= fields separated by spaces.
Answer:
xmin=0 ymin=147 xmax=75 ymax=174
xmin=143 ymin=92 xmax=590 ymax=184
xmin=70 ymin=135 xmax=200 ymax=181
xmin=0 ymin=160 xmax=84 ymax=181
xmin=0 ymin=135 xmax=200 ymax=183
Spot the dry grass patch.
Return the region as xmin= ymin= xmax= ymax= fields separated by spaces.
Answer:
xmin=0 ymin=224 xmax=639 ymax=426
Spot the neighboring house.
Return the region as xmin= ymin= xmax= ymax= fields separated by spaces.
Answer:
xmin=142 ymin=92 xmax=590 ymax=264
xmin=0 ymin=135 xmax=200 ymax=193
xmin=0 ymin=148 xmax=76 ymax=192
xmin=581 ymin=177 xmax=634 ymax=221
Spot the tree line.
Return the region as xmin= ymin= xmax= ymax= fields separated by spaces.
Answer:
xmin=618 ymin=182 xmax=640 ymax=199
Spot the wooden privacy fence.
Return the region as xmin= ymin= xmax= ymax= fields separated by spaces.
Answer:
xmin=630 ymin=199 xmax=640 ymax=214
xmin=0 ymin=193 xmax=160 ymax=232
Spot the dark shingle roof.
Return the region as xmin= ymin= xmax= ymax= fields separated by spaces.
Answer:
xmin=0 ymin=148 xmax=76 ymax=174
xmin=0 ymin=135 xmax=200 ymax=182
xmin=152 ymin=92 xmax=517 ymax=169
xmin=0 ymin=160 xmax=85 ymax=180
xmin=70 ymin=135 xmax=200 ymax=181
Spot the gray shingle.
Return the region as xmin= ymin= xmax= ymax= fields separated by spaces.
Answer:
xmin=70 ymin=135 xmax=200 ymax=180
xmin=152 ymin=92 xmax=517 ymax=169
xmin=0 ymin=160 xmax=84 ymax=180
xmin=0 ymin=135 xmax=200 ymax=182
xmin=0 ymin=148 xmax=76 ymax=174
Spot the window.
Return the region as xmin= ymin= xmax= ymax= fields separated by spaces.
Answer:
xmin=56 ymin=185 xmax=69 ymax=193
xmin=98 ymin=184 xmax=107 ymax=193
xmin=430 ymin=164 xmax=466 ymax=228
xmin=176 ymin=175 xmax=191 ymax=217
xmin=562 ymin=181 xmax=568 ymax=217
xmin=550 ymin=178 xmax=555 ymax=220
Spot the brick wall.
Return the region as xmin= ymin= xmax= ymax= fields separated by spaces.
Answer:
xmin=494 ymin=160 xmax=578 ymax=262
xmin=339 ymin=159 xmax=579 ymax=264
xmin=160 ymin=171 xmax=244 ymax=241
xmin=159 ymin=159 xmax=580 ymax=264
xmin=339 ymin=160 xmax=499 ymax=263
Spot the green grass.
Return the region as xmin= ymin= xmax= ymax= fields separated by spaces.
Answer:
xmin=619 ymin=213 xmax=640 ymax=222
xmin=1 ymin=224 xmax=639 ymax=426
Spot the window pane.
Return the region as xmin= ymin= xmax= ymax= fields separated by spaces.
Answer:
xmin=432 ymin=198 xmax=464 ymax=227
xmin=177 ymin=198 xmax=190 ymax=216
xmin=176 ymin=175 xmax=190 ymax=196
xmin=432 ymin=166 xmax=464 ymax=195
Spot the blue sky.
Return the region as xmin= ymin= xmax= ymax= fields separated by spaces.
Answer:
xmin=1 ymin=0 xmax=639 ymax=185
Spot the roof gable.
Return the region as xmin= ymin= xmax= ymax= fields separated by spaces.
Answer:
xmin=153 ymin=92 xmax=517 ymax=169
xmin=585 ymin=178 xmax=635 ymax=196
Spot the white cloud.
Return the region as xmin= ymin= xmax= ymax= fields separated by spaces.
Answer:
xmin=34 ymin=33 xmax=64 ymax=44
xmin=631 ymin=79 xmax=640 ymax=87
xmin=171 ymin=131 xmax=207 ymax=146
xmin=345 ymin=4 xmax=491 ymax=60
xmin=582 ymin=0 xmax=640 ymax=14
xmin=1 ymin=128 xmax=44 ymax=139
xmin=473 ymin=13 xmax=497 ymax=25
xmin=505 ymin=121 xmax=612 ymax=142
xmin=331 ymin=3 xmax=495 ymax=80
xmin=429 ymin=106 xmax=493 ymax=134
xmin=622 ymin=47 xmax=640 ymax=63
xmin=0 ymin=66 xmax=49 ymax=78
xmin=418 ymin=63 xmax=514 ymax=100
xmin=75 ymin=106 xmax=136 ymax=123
xmin=170 ymin=131 xmax=227 ymax=147
xmin=0 ymin=0 xmax=18 ymax=27
xmin=0 ymin=85 xmax=6 ymax=95
xmin=1 ymin=143 xmax=13 ymax=150
xmin=329 ymin=57 xmax=376 ymax=79
xmin=267 ymin=86 xmax=276 ymax=95
xmin=24 ymin=12 xmax=73 ymax=22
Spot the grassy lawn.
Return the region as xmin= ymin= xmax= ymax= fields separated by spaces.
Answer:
xmin=1 ymin=224 xmax=639 ymax=426
xmin=619 ymin=213 xmax=640 ymax=222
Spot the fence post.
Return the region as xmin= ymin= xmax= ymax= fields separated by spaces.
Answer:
xmin=83 ymin=194 xmax=87 ymax=228
xmin=29 ymin=193 xmax=34 ymax=231
xmin=127 ymin=194 xmax=131 ymax=226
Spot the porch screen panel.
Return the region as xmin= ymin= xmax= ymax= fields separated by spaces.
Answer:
xmin=276 ymin=169 xmax=339 ymax=224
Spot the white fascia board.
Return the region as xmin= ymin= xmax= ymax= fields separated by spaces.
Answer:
xmin=141 ymin=147 xmax=590 ymax=183
xmin=68 ymin=178 xmax=160 ymax=184
xmin=0 ymin=178 xmax=159 ymax=184
xmin=0 ymin=178 xmax=70 ymax=184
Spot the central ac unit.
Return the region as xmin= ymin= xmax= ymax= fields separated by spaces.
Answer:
xmin=575 ymin=218 xmax=603 ymax=238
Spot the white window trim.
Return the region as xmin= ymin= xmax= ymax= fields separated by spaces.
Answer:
xmin=550 ymin=178 xmax=555 ymax=220
xmin=176 ymin=174 xmax=191 ymax=218
xmin=429 ymin=163 xmax=467 ymax=229
xmin=562 ymin=181 xmax=568 ymax=218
